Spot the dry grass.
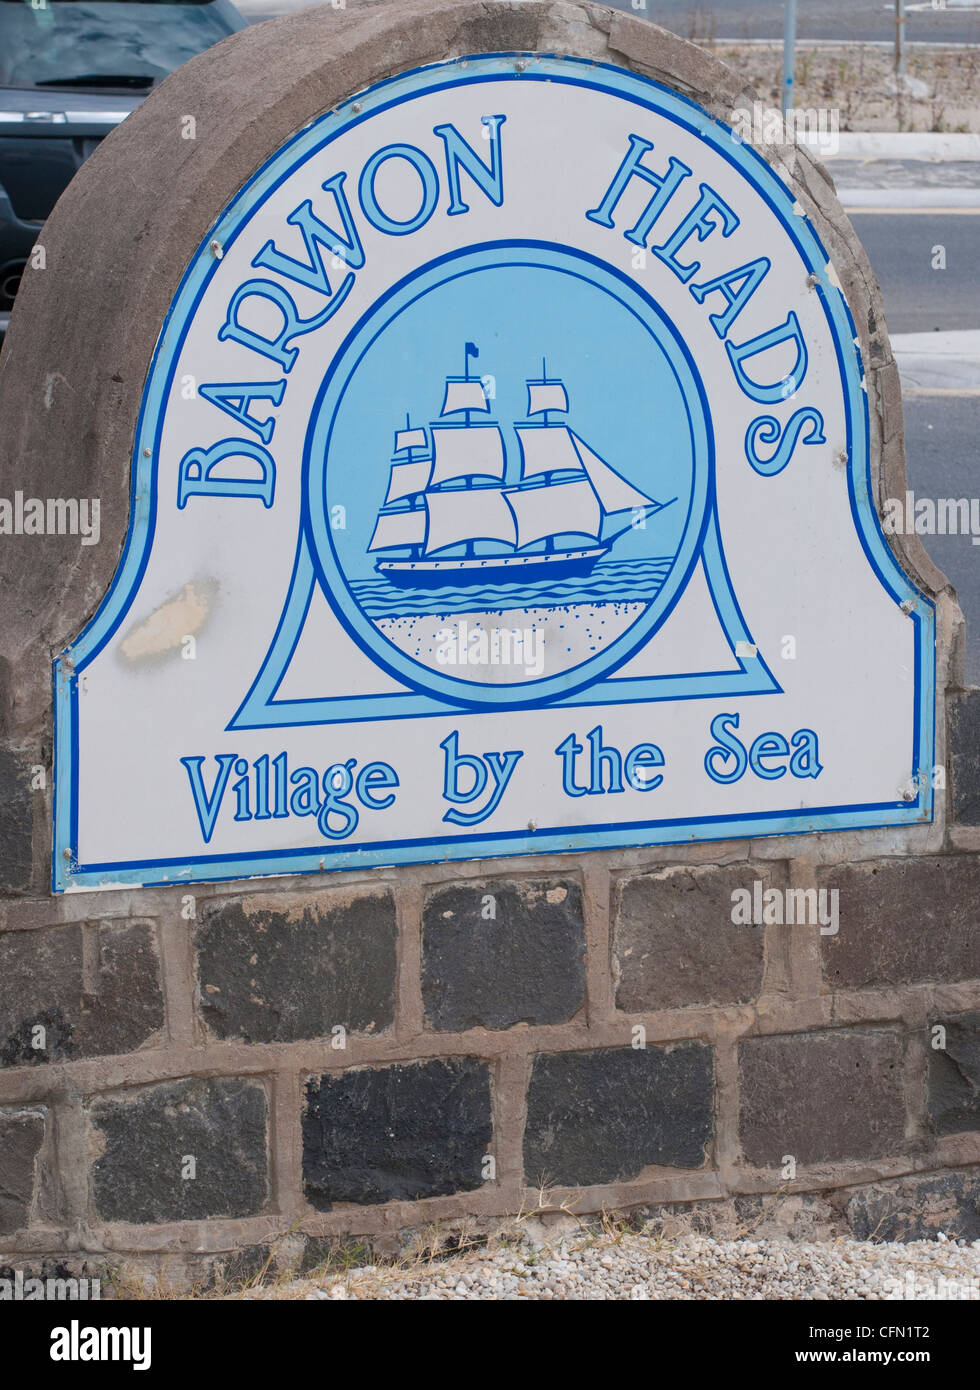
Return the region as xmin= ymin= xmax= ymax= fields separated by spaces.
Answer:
xmin=711 ymin=41 xmax=980 ymax=133
xmin=97 ymin=1189 xmax=810 ymax=1301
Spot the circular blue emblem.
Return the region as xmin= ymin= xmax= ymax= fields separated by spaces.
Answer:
xmin=305 ymin=241 xmax=711 ymax=707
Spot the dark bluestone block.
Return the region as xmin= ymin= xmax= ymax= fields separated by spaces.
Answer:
xmin=0 ymin=920 xmax=164 ymax=1067
xmin=421 ymin=879 xmax=585 ymax=1031
xmin=0 ymin=747 xmax=33 ymax=893
xmin=523 ymin=1043 xmax=714 ymax=1188
xmin=847 ymin=1169 xmax=980 ymax=1243
xmin=614 ymin=865 xmax=766 ymax=1012
xmin=196 ymin=890 xmax=397 ymax=1044
xmin=303 ymin=1057 xmax=492 ymax=1209
xmin=739 ymin=1029 xmax=906 ymax=1167
xmin=949 ymin=691 xmax=980 ymax=824
xmin=88 ymin=1078 xmax=269 ymax=1224
xmin=929 ymin=1010 xmax=980 ymax=1135
xmin=819 ymin=857 xmax=980 ymax=989
xmin=0 ymin=1108 xmax=45 ymax=1235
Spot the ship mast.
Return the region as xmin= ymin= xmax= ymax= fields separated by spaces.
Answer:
xmin=431 ymin=343 xmax=502 ymax=558
xmin=509 ymin=365 xmax=668 ymax=555
xmin=519 ymin=359 xmax=574 ymax=553
xmin=369 ymin=358 xmax=672 ymax=575
xmin=367 ymin=413 xmax=433 ymax=559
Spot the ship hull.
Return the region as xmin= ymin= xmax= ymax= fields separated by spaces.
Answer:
xmin=377 ymin=546 xmax=607 ymax=588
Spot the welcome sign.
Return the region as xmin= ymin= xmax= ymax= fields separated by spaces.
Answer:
xmin=53 ymin=55 xmax=934 ymax=891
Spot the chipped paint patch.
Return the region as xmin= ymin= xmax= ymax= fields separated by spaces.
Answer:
xmin=43 ymin=372 xmax=71 ymax=410
xmin=120 ymin=580 xmax=215 ymax=662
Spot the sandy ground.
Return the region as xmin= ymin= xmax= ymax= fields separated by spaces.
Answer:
xmin=375 ymin=602 xmax=645 ymax=678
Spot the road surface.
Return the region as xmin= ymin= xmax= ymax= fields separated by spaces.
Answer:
xmin=848 ymin=209 xmax=979 ymax=333
xmin=845 ymin=198 xmax=980 ymax=679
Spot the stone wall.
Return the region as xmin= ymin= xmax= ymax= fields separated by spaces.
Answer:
xmin=0 ymin=846 xmax=978 ymax=1284
xmin=0 ymin=0 xmax=978 ymax=1287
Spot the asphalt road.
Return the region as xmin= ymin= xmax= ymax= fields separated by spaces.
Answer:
xmin=605 ymin=0 xmax=980 ymax=45
xmin=848 ymin=205 xmax=980 ymax=677
xmin=849 ymin=210 xmax=980 ymax=333
xmin=905 ymin=394 xmax=980 ymax=680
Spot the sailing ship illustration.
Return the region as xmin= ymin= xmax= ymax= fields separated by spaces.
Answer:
xmin=367 ymin=347 xmax=674 ymax=588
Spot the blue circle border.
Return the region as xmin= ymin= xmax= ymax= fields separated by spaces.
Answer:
xmin=303 ymin=241 xmax=711 ymax=708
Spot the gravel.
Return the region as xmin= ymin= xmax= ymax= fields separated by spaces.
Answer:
xmin=282 ymin=1229 xmax=980 ymax=1301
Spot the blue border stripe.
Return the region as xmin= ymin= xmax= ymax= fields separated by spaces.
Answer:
xmin=52 ymin=54 xmax=935 ymax=892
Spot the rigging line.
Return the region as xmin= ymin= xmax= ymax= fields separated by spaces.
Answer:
xmin=602 ymin=498 xmax=677 ymax=547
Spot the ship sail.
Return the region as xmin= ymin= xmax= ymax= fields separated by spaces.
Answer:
xmin=370 ymin=360 xmax=666 ymax=585
xmin=571 ymin=434 xmax=658 ymax=513
xmin=385 ymin=458 xmax=432 ymax=505
xmin=394 ymin=427 xmax=428 ymax=452
xmin=515 ymin=425 xmax=584 ymax=481
xmin=368 ymin=509 xmax=426 ymax=552
xmin=424 ymin=487 xmax=518 ymax=555
xmin=504 ymin=478 xmax=601 ymax=550
xmin=441 ymin=378 xmax=490 ymax=416
xmin=429 ymin=425 xmax=506 ymax=487
xmin=527 ymin=381 xmax=569 ymax=416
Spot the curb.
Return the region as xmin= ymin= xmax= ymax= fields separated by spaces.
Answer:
xmin=804 ymin=132 xmax=980 ymax=161
xmin=840 ymin=188 xmax=980 ymax=209
xmin=892 ymin=329 xmax=980 ymax=393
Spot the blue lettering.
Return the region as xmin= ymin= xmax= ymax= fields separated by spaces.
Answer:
xmin=218 ymin=277 xmax=348 ymax=372
xmin=748 ymin=732 xmax=789 ymax=780
xmin=252 ymin=173 xmax=366 ymax=291
xmin=356 ymin=761 xmax=399 ymax=809
xmin=586 ymin=134 xmax=692 ymax=248
xmin=197 ymin=379 xmax=286 ymax=446
xmin=232 ymin=757 xmax=251 ymax=821
xmin=289 ymin=766 xmax=320 ymax=817
xmin=318 ymin=760 xmax=358 ymax=839
xmin=726 ymin=311 xmax=809 ymax=404
xmin=625 ymin=743 xmax=665 ymax=792
xmin=689 ymin=256 xmax=770 ymax=339
xmin=588 ymin=725 xmax=624 ymax=795
xmin=440 ymin=731 xmax=522 ymax=826
xmin=359 ymin=144 xmax=440 ymax=236
xmin=434 ymin=115 xmax=506 ymax=215
xmin=745 ymin=407 xmax=826 ymax=477
xmin=176 ymin=438 xmax=275 ymax=509
xmin=555 ymin=732 xmax=587 ymax=797
xmin=181 ymin=753 xmax=238 ymax=843
xmin=705 ymin=717 xmax=824 ymax=783
xmin=704 ymin=713 xmax=748 ymax=784
xmin=789 ymin=728 xmax=823 ymax=779
xmin=652 ymin=183 xmax=739 ymax=284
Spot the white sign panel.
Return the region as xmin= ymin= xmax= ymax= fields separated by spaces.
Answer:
xmin=53 ymin=56 xmax=934 ymax=891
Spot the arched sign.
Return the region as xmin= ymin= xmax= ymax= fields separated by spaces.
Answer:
xmin=53 ymin=55 xmax=933 ymax=891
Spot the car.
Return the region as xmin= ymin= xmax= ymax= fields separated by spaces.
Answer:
xmin=0 ymin=0 xmax=247 ymax=343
